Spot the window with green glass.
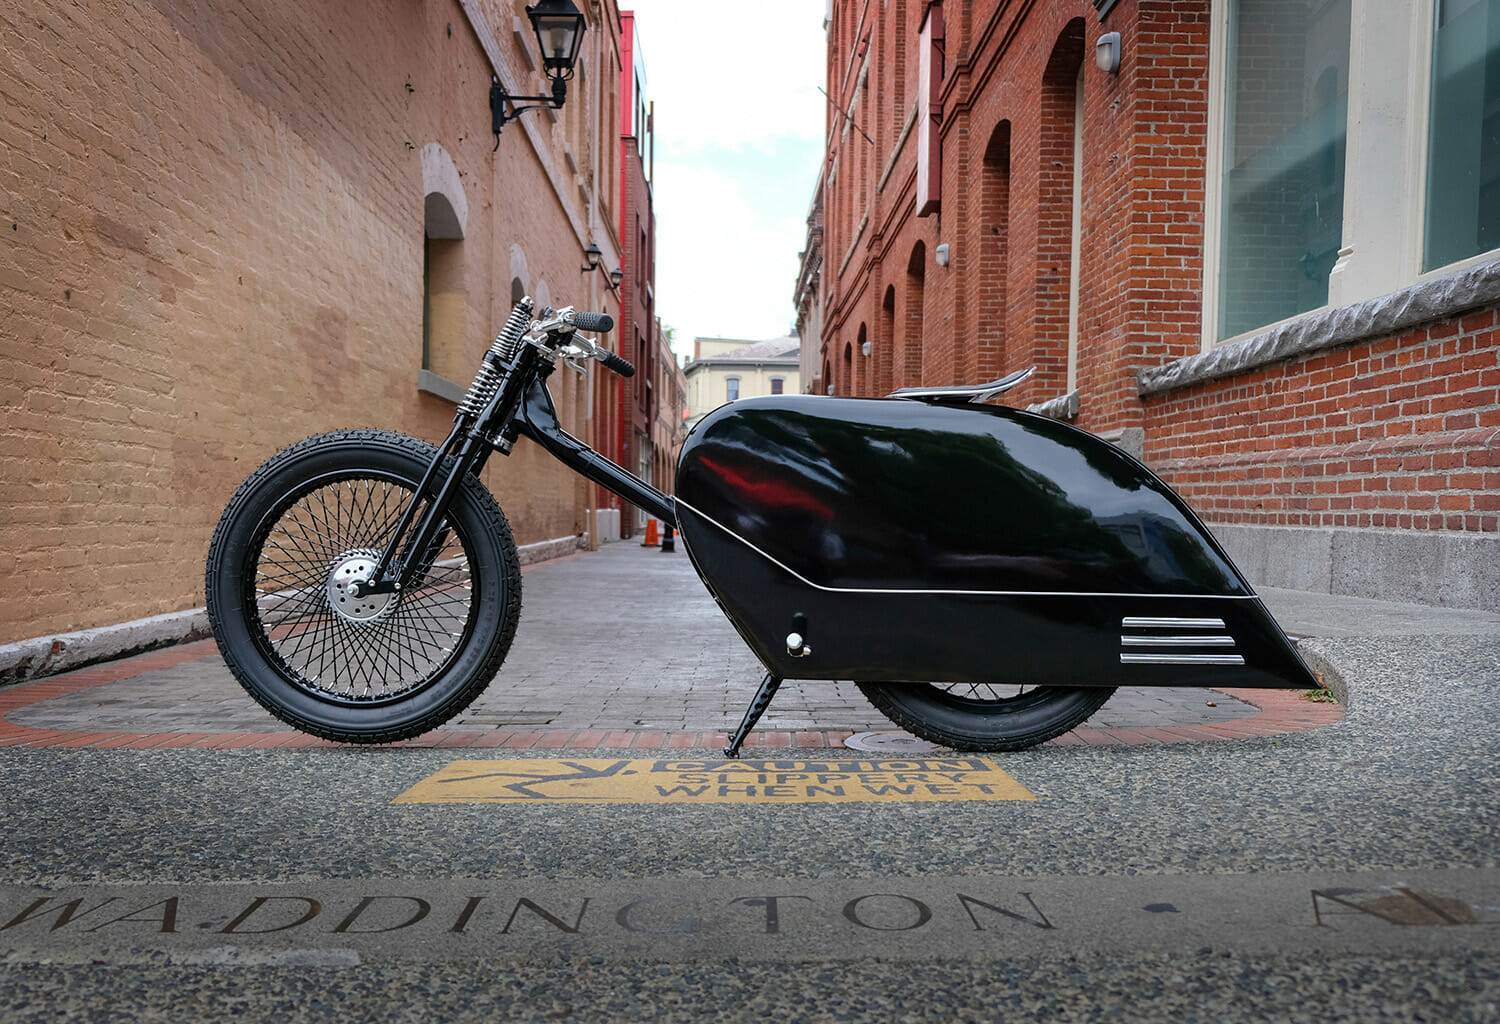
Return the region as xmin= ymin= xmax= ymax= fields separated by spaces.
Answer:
xmin=1425 ymin=0 xmax=1500 ymax=271
xmin=1218 ymin=0 xmax=1352 ymax=340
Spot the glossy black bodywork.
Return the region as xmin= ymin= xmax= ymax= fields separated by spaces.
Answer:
xmin=675 ymin=395 xmax=1315 ymax=690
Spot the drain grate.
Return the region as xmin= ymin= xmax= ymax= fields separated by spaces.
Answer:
xmin=843 ymin=731 xmax=946 ymax=753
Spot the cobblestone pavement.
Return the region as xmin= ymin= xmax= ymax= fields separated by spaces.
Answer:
xmin=0 ymin=542 xmax=1351 ymax=750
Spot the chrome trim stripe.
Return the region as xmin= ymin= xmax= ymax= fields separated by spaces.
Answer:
xmin=1121 ymin=616 xmax=1227 ymax=629
xmin=676 ymin=501 xmax=1263 ymax=600
xmin=1120 ymin=653 xmax=1246 ymax=666
xmin=1120 ymin=635 xmax=1237 ymax=647
xmin=889 ymin=367 xmax=1036 ymax=404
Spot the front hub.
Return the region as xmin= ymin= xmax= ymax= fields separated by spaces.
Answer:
xmin=326 ymin=551 xmax=395 ymax=623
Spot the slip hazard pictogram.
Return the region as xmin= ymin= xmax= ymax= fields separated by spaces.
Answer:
xmin=393 ymin=758 xmax=1036 ymax=804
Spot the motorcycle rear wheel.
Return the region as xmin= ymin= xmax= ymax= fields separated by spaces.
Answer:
xmin=855 ymin=682 xmax=1115 ymax=751
xmin=205 ymin=429 xmax=521 ymax=743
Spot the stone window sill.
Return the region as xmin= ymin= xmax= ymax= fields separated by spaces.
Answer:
xmin=1138 ymin=258 xmax=1500 ymax=397
xmin=417 ymin=369 xmax=465 ymax=405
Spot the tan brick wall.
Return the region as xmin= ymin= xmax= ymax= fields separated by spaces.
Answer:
xmin=0 ymin=0 xmax=625 ymax=642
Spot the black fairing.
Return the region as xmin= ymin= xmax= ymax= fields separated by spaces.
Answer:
xmin=675 ymin=395 xmax=1315 ymax=690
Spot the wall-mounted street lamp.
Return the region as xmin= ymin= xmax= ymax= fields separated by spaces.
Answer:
xmin=581 ymin=243 xmax=624 ymax=292
xmin=491 ymin=0 xmax=587 ymax=146
xmin=1095 ymin=32 xmax=1122 ymax=75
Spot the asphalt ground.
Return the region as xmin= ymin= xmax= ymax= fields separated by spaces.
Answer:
xmin=1 ymin=542 xmax=1498 ymax=1022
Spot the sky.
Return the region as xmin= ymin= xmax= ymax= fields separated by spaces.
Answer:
xmin=617 ymin=1 xmax=828 ymax=360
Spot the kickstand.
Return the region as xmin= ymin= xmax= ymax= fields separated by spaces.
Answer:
xmin=723 ymin=672 xmax=783 ymax=758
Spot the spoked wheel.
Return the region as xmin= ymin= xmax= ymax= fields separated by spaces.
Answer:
xmin=206 ymin=430 xmax=521 ymax=743
xmin=855 ymin=681 xmax=1115 ymax=751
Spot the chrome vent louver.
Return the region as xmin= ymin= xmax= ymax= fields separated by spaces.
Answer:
xmin=1119 ymin=616 xmax=1245 ymax=666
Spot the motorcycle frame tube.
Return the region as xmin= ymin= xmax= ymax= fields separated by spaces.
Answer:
xmin=514 ymin=374 xmax=677 ymax=527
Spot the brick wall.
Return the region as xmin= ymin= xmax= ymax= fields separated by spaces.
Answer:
xmin=616 ymin=128 xmax=655 ymax=534
xmin=0 ymin=0 xmax=624 ymax=642
xmin=1146 ymin=310 xmax=1500 ymax=532
xmin=817 ymin=0 xmax=1499 ymax=607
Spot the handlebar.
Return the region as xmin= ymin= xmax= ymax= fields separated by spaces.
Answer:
xmin=537 ymin=306 xmax=634 ymax=378
xmin=569 ymin=310 xmax=614 ymax=334
xmin=598 ymin=349 xmax=635 ymax=378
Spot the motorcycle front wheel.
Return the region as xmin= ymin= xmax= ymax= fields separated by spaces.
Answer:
xmin=205 ymin=429 xmax=521 ymax=743
xmin=855 ymin=682 xmax=1115 ymax=751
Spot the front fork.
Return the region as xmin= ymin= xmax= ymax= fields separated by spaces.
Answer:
xmin=351 ymin=347 xmax=530 ymax=600
xmin=353 ymin=349 xmax=675 ymax=600
xmin=357 ymin=352 xmax=782 ymax=758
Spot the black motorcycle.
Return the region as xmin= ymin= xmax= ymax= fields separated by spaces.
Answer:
xmin=205 ymin=298 xmax=1315 ymax=757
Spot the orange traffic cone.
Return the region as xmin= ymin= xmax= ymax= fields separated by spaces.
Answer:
xmin=641 ymin=518 xmax=660 ymax=547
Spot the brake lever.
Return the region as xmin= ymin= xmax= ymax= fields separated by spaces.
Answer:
xmin=558 ymin=337 xmax=599 ymax=374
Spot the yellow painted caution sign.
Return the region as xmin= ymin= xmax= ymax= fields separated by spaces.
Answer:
xmin=393 ymin=758 xmax=1035 ymax=805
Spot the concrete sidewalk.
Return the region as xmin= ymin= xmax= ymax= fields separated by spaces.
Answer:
xmin=6 ymin=541 xmax=1494 ymax=751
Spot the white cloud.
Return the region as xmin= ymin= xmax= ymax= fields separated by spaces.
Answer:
xmin=617 ymin=0 xmax=827 ymax=356
xmin=652 ymin=156 xmax=816 ymax=347
xmin=624 ymin=0 xmax=826 ymax=149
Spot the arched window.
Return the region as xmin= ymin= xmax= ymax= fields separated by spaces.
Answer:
xmin=1038 ymin=21 xmax=1085 ymax=395
xmin=421 ymin=144 xmax=467 ymax=385
xmin=855 ymin=323 xmax=869 ymax=396
xmin=904 ymin=241 xmax=926 ymax=388
xmin=878 ymin=286 xmax=896 ymax=395
xmin=979 ymin=121 xmax=1012 ymax=382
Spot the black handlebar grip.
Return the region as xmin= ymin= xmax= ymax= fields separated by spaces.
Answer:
xmin=600 ymin=350 xmax=636 ymax=378
xmin=571 ymin=311 xmax=614 ymax=333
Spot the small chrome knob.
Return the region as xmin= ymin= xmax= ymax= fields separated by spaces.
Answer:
xmin=786 ymin=632 xmax=812 ymax=657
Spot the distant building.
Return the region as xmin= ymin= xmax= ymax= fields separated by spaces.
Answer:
xmin=684 ymin=337 xmax=802 ymax=428
xmin=651 ymin=320 xmax=689 ymax=499
xmin=794 ymin=175 xmax=826 ymax=395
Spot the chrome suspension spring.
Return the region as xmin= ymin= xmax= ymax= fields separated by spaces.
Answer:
xmin=493 ymin=296 xmax=535 ymax=361
xmin=457 ymin=298 xmax=535 ymax=417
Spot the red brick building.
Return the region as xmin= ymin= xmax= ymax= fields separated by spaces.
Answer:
xmin=608 ymin=9 xmax=660 ymax=536
xmin=808 ymin=0 xmax=1500 ymax=610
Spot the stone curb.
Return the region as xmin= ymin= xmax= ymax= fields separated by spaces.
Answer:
xmin=1292 ymin=639 xmax=1352 ymax=710
xmin=0 ymin=609 xmax=211 ymax=687
xmin=0 ymin=538 xmax=585 ymax=688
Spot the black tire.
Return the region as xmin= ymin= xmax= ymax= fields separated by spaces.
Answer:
xmin=205 ymin=430 xmax=521 ymax=743
xmin=856 ymin=682 xmax=1115 ymax=751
